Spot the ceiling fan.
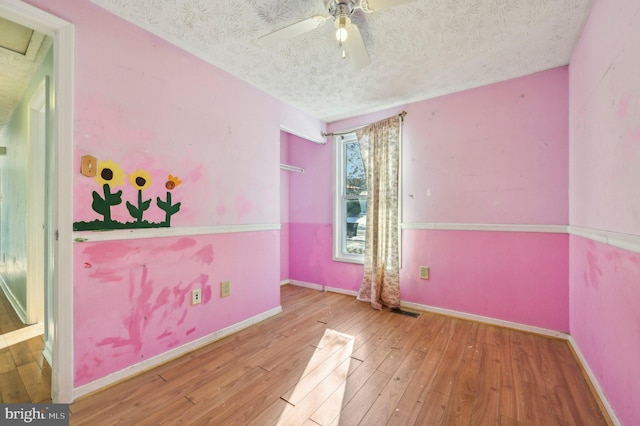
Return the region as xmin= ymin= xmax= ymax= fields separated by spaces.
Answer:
xmin=258 ymin=0 xmax=417 ymax=70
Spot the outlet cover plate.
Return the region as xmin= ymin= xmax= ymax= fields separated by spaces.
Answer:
xmin=221 ymin=280 xmax=231 ymax=298
xmin=192 ymin=288 xmax=202 ymax=305
xmin=419 ymin=266 xmax=430 ymax=280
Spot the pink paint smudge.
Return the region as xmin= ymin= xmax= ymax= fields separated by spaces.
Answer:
xmin=97 ymin=266 xmax=160 ymax=354
xmin=236 ymin=195 xmax=255 ymax=220
xmin=624 ymin=127 xmax=640 ymax=156
xmin=585 ymin=243 xmax=602 ymax=289
xmin=616 ymin=97 xmax=629 ymax=119
xmin=83 ymin=241 xmax=137 ymax=263
xmin=202 ymin=284 xmax=213 ymax=304
xmin=168 ymin=238 xmax=197 ymax=251
xmin=157 ymin=330 xmax=172 ymax=340
xmin=186 ymin=328 xmax=196 ymax=336
xmin=89 ymin=268 xmax=124 ymax=283
xmin=194 ymin=245 xmax=214 ymax=264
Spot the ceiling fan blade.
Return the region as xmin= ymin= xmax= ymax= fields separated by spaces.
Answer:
xmin=359 ymin=0 xmax=417 ymax=13
xmin=258 ymin=16 xmax=328 ymax=47
xmin=345 ymin=25 xmax=370 ymax=70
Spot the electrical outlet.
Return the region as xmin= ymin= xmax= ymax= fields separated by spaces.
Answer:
xmin=419 ymin=266 xmax=430 ymax=280
xmin=221 ymin=280 xmax=231 ymax=298
xmin=191 ymin=288 xmax=202 ymax=305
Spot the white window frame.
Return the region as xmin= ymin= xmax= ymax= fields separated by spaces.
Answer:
xmin=333 ymin=132 xmax=365 ymax=264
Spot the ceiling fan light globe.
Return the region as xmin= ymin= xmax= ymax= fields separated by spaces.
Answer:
xmin=336 ymin=27 xmax=349 ymax=42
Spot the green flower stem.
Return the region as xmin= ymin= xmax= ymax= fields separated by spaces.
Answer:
xmin=126 ymin=189 xmax=152 ymax=223
xmin=103 ymin=184 xmax=113 ymax=222
xmin=164 ymin=192 xmax=172 ymax=224
xmin=157 ymin=191 xmax=181 ymax=226
xmin=92 ymin=183 xmax=122 ymax=223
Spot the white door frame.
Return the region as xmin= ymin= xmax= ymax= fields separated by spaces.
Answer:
xmin=0 ymin=0 xmax=74 ymax=403
xmin=26 ymin=77 xmax=46 ymax=325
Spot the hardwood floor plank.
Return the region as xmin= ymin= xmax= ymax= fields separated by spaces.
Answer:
xmin=510 ymin=331 xmax=552 ymax=425
xmin=329 ymin=369 xmax=391 ymax=426
xmin=9 ymin=340 xmax=36 ymax=367
xmin=386 ymin=316 xmax=451 ymax=425
xmin=0 ymin=348 xmax=15 ymax=374
xmin=360 ymin=348 xmax=426 ymax=424
xmin=429 ymin=319 xmax=477 ymax=396
xmin=0 ymin=369 xmax=30 ymax=403
xmin=276 ymin=356 xmax=352 ymax=425
xmin=246 ymin=397 xmax=294 ymax=426
xmin=499 ymin=329 xmax=520 ymax=422
xmin=416 ymin=390 xmax=449 ymax=426
xmin=63 ymin=285 xmax=611 ymax=425
xmin=182 ymin=346 xmax=318 ymax=424
xmin=470 ymin=341 xmax=501 ymax=426
xmin=280 ymin=334 xmax=354 ymax=405
xmin=17 ymin=361 xmax=50 ymax=403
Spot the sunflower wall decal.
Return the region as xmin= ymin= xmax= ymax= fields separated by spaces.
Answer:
xmin=91 ymin=160 xmax=125 ymax=224
xmin=157 ymin=175 xmax=182 ymax=226
xmin=126 ymin=169 xmax=153 ymax=223
xmin=74 ymin=159 xmax=185 ymax=231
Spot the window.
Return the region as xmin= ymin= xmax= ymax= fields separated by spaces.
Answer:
xmin=334 ymin=132 xmax=367 ymax=263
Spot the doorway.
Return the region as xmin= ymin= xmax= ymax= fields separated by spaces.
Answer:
xmin=0 ymin=1 xmax=74 ymax=403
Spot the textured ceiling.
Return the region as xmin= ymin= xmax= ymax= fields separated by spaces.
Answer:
xmin=3 ymin=0 xmax=591 ymax=125
xmin=89 ymin=0 xmax=593 ymax=122
xmin=0 ymin=21 xmax=52 ymax=130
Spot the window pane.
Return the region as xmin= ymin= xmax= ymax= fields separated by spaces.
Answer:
xmin=345 ymin=198 xmax=366 ymax=255
xmin=345 ymin=142 xmax=366 ymax=196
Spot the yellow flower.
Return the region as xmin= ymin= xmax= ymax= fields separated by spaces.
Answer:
xmin=129 ymin=169 xmax=152 ymax=191
xmin=95 ymin=160 xmax=125 ymax=187
xmin=165 ymin=174 xmax=182 ymax=190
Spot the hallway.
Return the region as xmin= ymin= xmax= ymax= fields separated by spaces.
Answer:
xmin=0 ymin=287 xmax=51 ymax=403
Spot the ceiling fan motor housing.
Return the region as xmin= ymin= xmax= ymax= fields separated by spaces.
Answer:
xmin=327 ymin=0 xmax=356 ymax=19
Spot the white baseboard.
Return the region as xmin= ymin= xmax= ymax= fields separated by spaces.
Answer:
xmin=43 ymin=339 xmax=53 ymax=366
xmin=288 ymin=279 xmax=325 ymax=292
xmin=288 ymin=280 xmax=358 ymax=297
xmin=324 ymin=286 xmax=358 ymax=297
xmin=73 ymin=305 xmax=282 ymax=399
xmin=566 ymin=336 xmax=621 ymax=426
xmin=400 ymin=300 xmax=568 ymax=339
xmin=288 ymin=280 xmax=565 ymax=338
xmin=0 ymin=274 xmax=28 ymax=324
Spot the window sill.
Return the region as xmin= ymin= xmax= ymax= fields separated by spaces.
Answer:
xmin=333 ymin=254 xmax=364 ymax=264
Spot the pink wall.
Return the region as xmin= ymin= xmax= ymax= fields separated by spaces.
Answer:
xmin=569 ymin=0 xmax=640 ymax=235
xmin=290 ymin=68 xmax=569 ymax=330
xmin=569 ymin=0 xmax=640 ymax=423
xmin=280 ymin=132 xmax=290 ymax=282
xmin=569 ymin=237 xmax=640 ymax=424
xmin=287 ymin=132 xmax=364 ymax=287
xmin=402 ymin=230 xmax=568 ymax=331
xmin=73 ymin=232 xmax=279 ymax=386
xmin=26 ymin=0 xmax=323 ymax=388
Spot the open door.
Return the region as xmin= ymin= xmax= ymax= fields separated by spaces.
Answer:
xmin=26 ymin=77 xmax=47 ymax=326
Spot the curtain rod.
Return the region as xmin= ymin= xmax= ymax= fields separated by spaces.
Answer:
xmin=322 ymin=111 xmax=407 ymax=138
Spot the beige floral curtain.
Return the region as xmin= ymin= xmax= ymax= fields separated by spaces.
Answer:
xmin=356 ymin=115 xmax=401 ymax=310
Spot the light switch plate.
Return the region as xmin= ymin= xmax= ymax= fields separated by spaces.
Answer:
xmin=81 ymin=155 xmax=97 ymax=177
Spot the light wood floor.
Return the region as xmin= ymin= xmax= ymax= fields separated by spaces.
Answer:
xmin=70 ymin=285 xmax=611 ymax=425
xmin=0 ymin=288 xmax=52 ymax=404
xmin=0 ymin=286 xmax=28 ymax=335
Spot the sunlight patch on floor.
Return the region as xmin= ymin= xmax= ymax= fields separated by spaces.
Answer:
xmin=0 ymin=322 xmax=44 ymax=349
xmin=277 ymin=328 xmax=355 ymax=425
